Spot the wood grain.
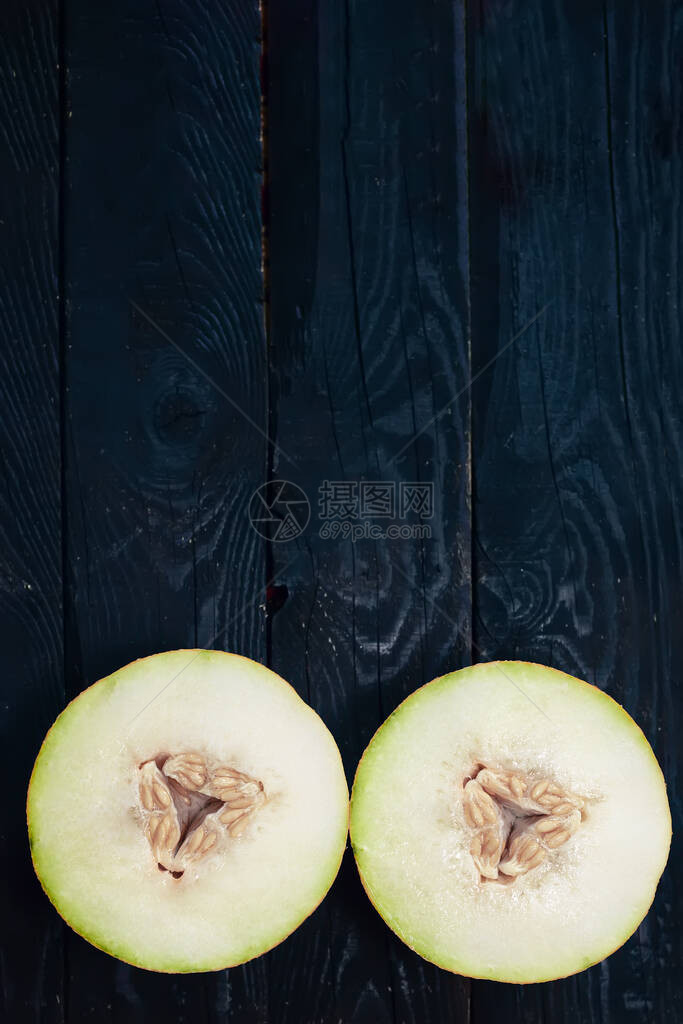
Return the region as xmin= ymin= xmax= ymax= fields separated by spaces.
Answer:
xmin=63 ymin=0 xmax=265 ymax=1019
xmin=3 ymin=0 xmax=682 ymax=1020
xmin=0 ymin=2 xmax=64 ymax=1022
xmin=469 ymin=0 xmax=682 ymax=1020
xmin=267 ymin=1 xmax=471 ymax=1021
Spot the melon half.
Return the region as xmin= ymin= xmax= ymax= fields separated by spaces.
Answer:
xmin=350 ymin=662 xmax=671 ymax=983
xmin=27 ymin=651 xmax=349 ymax=972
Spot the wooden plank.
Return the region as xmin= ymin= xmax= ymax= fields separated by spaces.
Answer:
xmin=266 ymin=1 xmax=471 ymax=1021
xmin=0 ymin=1 xmax=64 ymax=1021
xmin=469 ymin=0 xmax=682 ymax=1020
xmin=63 ymin=0 xmax=266 ymax=1019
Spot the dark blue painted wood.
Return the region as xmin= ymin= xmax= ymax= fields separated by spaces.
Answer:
xmin=62 ymin=0 xmax=266 ymax=1021
xmin=469 ymin=1 xmax=682 ymax=1021
xmin=2 ymin=0 xmax=682 ymax=1020
xmin=0 ymin=2 xmax=64 ymax=1022
xmin=266 ymin=1 xmax=471 ymax=1022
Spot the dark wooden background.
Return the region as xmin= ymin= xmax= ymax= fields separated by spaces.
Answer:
xmin=2 ymin=0 xmax=681 ymax=1020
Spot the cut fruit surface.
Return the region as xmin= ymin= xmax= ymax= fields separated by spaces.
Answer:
xmin=350 ymin=661 xmax=671 ymax=983
xmin=28 ymin=651 xmax=349 ymax=972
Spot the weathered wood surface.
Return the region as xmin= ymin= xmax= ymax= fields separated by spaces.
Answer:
xmin=0 ymin=1 xmax=64 ymax=1021
xmin=63 ymin=0 xmax=266 ymax=1021
xmin=1 ymin=0 xmax=681 ymax=1021
xmin=267 ymin=0 xmax=470 ymax=1020
xmin=469 ymin=1 xmax=682 ymax=1022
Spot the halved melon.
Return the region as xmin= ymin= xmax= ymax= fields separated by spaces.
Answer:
xmin=28 ymin=650 xmax=349 ymax=972
xmin=350 ymin=661 xmax=671 ymax=983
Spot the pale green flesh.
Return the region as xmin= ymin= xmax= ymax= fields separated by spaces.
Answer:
xmin=350 ymin=662 xmax=671 ymax=984
xmin=28 ymin=651 xmax=349 ymax=972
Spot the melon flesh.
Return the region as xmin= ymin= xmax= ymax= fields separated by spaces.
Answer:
xmin=28 ymin=651 xmax=349 ymax=972
xmin=350 ymin=661 xmax=671 ymax=984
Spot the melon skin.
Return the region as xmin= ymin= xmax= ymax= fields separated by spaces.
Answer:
xmin=27 ymin=650 xmax=349 ymax=973
xmin=350 ymin=661 xmax=672 ymax=984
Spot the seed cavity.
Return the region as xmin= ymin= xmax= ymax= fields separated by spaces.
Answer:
xmin=163 ymin=752 xmax=209 ymax=792
xmin=462 ymin=765 xmax=585 ymax=885
xmin=137 ymin=753 xmax=266 ymax=878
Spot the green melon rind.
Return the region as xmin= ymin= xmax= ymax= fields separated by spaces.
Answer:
xmin=27 ymin=650 xmax=349 ymax=973
xmin=349 ymin=661 xmax=672 ymax=984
